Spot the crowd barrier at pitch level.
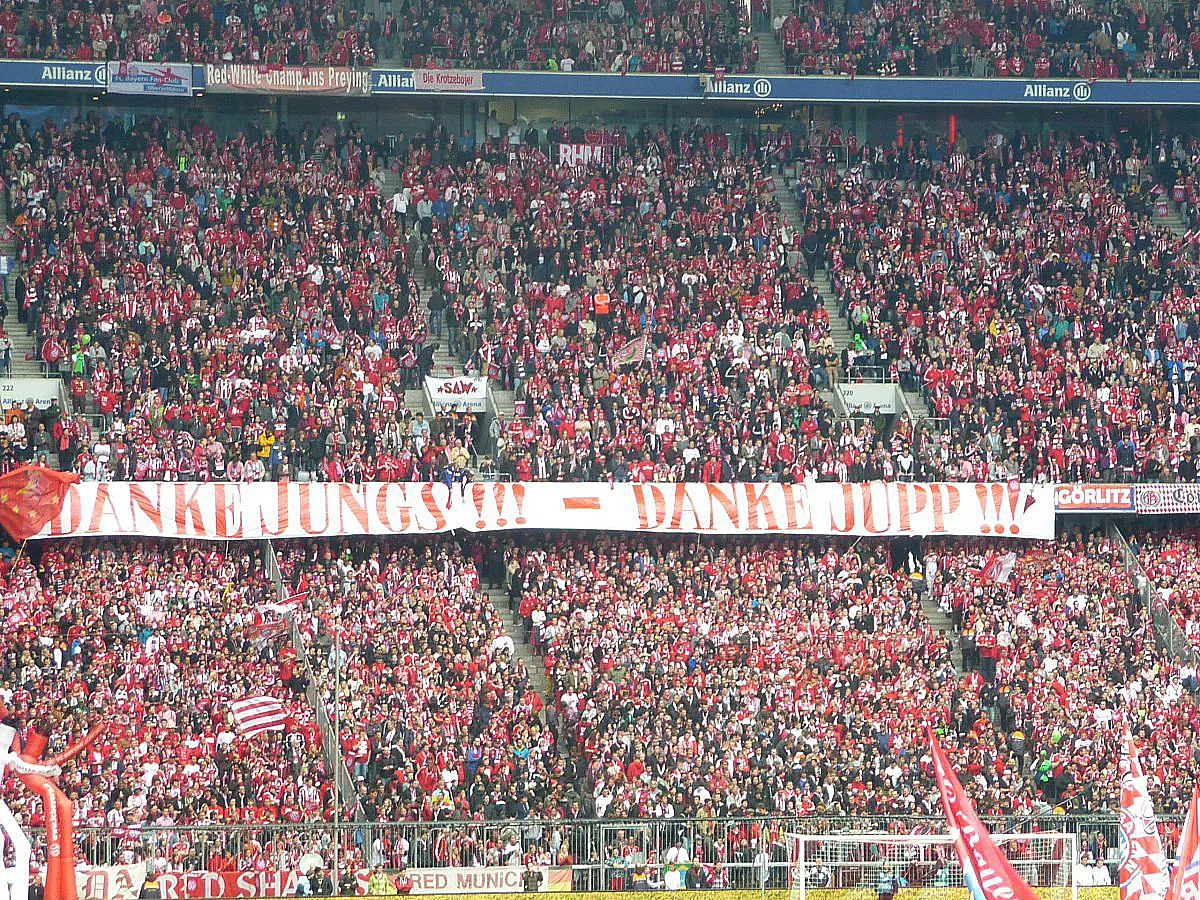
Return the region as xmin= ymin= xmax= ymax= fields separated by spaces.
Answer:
xmin=49 ymin=815 xmax=1144 ymax=898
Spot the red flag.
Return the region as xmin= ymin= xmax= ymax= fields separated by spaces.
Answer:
xmin=0 ymin=465 xmax=79 ymax=541
xmin=928 ymin=728 xmax=1039 ymax=900
xmin=1119 ymin=728 xmax=1169 ymax=900
xmin=1168 ymin=788 xmax=1200 ymax=900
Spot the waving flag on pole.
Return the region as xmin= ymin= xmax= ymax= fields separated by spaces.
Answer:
xmin=1120 ymin=728 xmax=1170 ymax=900
xmin=1167 ymin=788 xmax=1200 ymax=900
xmin=928 ymin=728 xmax=1039 ymax=900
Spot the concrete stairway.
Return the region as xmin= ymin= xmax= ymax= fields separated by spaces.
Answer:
xmin=767 ymin=177 xmax=848 ymax=415
xmin=0 ymin=201 xmax=38 ymax=377
xmin=380 ymin=169 xmax=461 ymax=381
xmin=917 ymin=589 xmax=964 ymax=673
xmin=484 ymin=585 xmax=552 ymax=702
xmin=1157 ymin=190 xmax=1191 ymax=238
xmin=755 ymin=28 xmax=787 ymax=74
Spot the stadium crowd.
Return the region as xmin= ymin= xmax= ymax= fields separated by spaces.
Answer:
xmin=0 ymin=0 xmax=754 ymax=73
xmin=0 ymin=526 xmax=1196 ymax=879
xmin=7 ymin=111 xmax=1200 ymax=484
xmin=0 ymin=0 xmax=378 ymax=65
xmin=504 ymin=532 xmax=1200 ymax=820
xmin=4 ymin=0 xmax=1200 ymax=77
xmin=772 ymin=0 xmax=1200 ymax=78
xmin=274 ymin=539 xmax=568 ymax=826
xmin=0 ymin=539 xmax=332 ymax=831
xmin=1130 ymin=528 xmax=1200 ymax=657
xmin=927 ymin=534 xmax=1200 ymax=815
xmin=816 ymin=130 xmax=1200 ymax=483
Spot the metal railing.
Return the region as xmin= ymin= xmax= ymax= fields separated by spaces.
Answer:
xmin=1111 ymin=522 xmax=1197 ymax=664
xmin=262 ymin=539 xmax=363 ymax=820
xmin=61 ymin=814 xmax=1145 ymax=877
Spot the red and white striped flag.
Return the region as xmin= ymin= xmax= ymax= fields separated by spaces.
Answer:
xmin=229 ymin=696 xmax=287 ymax=738
xmin=1119 ymin=729 xmax=1169 ymax=900
xmin=979 ymin=551 xmax=1017 ymax=584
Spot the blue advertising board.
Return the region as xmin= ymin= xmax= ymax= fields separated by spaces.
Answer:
xmin=0 ymin=60 xmax=108 ymax=89
xmin=0 ymin=58 xmax=1198 ymax=106
xmin=371 ymin=68 xmax=1200 ymax=105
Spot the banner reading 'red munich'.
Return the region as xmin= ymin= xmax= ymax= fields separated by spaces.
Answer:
xmin=35 ymin=481 xmax=1055 ymax=541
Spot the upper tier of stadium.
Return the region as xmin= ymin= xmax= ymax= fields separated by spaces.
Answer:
xmin=0 ymin=0 xmax=1196 ymax=78
xmin=3 ymin=113 xmax=1195 ymax=486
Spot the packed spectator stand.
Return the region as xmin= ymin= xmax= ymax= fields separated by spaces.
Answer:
xmin=5 ymin=0 xmax=1200 ymax=76
xmin=6 ymin=110 xmax=1200 ymax=485
xmin=771 ymin=0 xmax=1200 ymax=77
xmin=0 ymin=539 xmax=332 ymax=831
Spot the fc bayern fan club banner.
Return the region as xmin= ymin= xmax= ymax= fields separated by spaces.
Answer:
xmin=204 ymin=64 xmax=372 ymax=95
xmin=1118 ymin=729 xmax=1169 ymax=900
xmin=412 ymin=68 xmax=484 ymax=91
xmin=425 ymin=374 xmax=488 ymax=413
xmin=1132 ymin=483 xmax=1200 ymax=516
xmin=76 ymin=863 xmax=147 ymax=900
xmin=106 ymin=61 xmax=192 ymax=95
xmin=34 ymin=481 xmax=1056 ymax=541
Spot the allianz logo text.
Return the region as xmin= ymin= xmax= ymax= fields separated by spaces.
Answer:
xmin=1022 ymin=82 xmax=1092 ymax=101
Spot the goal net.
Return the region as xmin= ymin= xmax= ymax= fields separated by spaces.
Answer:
xmin=787 ymin=832 xmax=1078 ymax=900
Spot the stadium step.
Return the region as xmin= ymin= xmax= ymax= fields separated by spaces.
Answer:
xmin=483 ymin=585 xmax=558 ymax=730
xmin=916 ymin=592 xmax=964 ymax=674
xmin=755 ymin=28 xmax=787 ymax=75
xmin=0 ymin=202 xmax=38 ymax=378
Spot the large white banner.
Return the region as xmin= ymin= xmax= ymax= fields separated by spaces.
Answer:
xmin=36 ymin=481 xmax=1055 ymax=541
xmin=76 ymin=863 xmax=147 ymax=900
xmin=425 ymin=375 xmax=488 ymax=413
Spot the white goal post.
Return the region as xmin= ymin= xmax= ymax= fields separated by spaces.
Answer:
xmin=788 ymin=832 xmax=1079 ymax=900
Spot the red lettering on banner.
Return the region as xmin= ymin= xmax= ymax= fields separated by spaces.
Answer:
xmin=375 ymin=484 xmax=412 ymax=533
xmin=633 ymin=484 xmax=666 ymax=529
xmin=862 ymin=482 xmax=892 ymax=534
xmin=492 ymin=483 xmax=509 ymax=527
xmin=930 ymin=483 xmax=961 ymax=533
xmin=779 ymin=483 xmax=814 ymax=530
xmin=420 ymin=483 xmax=447 ymax=531
xmin=337 ymin=484 xmax=370 ymax=533
xmin=470 ymin=483 xmax=487 ymax=528
xmin=213 ymin=483 xmax=243 ymax=538
xmin=298 ymin=484 xmax=329 ymax=534
xmin=48 ymin=486 xmax=82 ymax=536
xmin=704 ymin=484 xmax=739 ymax=529
xmin=128 ymin=484 xmax=165 ymax=532
xmin=669 ymin=483 xmax=708 ymax=530
xmin=86 ymin=484 xmax=118 ymax=534
xmin=830 ymin=484 xmax=857 ymax=533
xmin=175 ymin=483 xmax=207 ymax=535
xmin=742 ymin=484 xmax=779 ymax=530
xmin=259 ymin=483 xmax=291 ymax=536
xmin=512 ymin=483 xmax=527 ymax=524
xmin=975 ymin=482 xmax=1022 ymax=535
xmin=896 ymin=483 xmax=928 ymax=531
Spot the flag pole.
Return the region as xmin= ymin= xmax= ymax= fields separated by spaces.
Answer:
xmin=333 ymin=626 xmax=341 ymax=886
